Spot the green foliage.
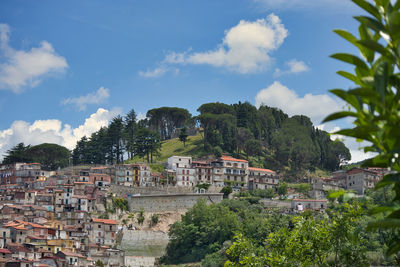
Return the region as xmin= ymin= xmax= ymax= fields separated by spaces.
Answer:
xmin=151 ymin=213 xmax=159 ymax=225
xmin=290 ymin=183 xmax=312 ymax=196
xmin=147 ymin=107 xmax=193 ymax=140
xmin=137 ymin=208 xmax=145 ymax=225
xmin=162 ymin=199 xmax=240 ymax=264
xmin=149 ymin=163 xmax=165 ymax=173
xmin=323 ymin=0 xmax=400 ymax=255
xmin=179 ymin=127 xmax=189 ymax=147
xmin=95 ymin=260 xmax=104 ymax=267
xmin=251 ymin=188 xmax=275 ymax=199
xmin=112 ymin=198 xmax=128 ymax=211
xmin=220 ymin=186 xmax=232 ymax=199
xmin=3 ymin=142 xmax=71 ymax=171
xmin=277 ymin=182 xmax=288 ymax=197
xmin=196 ymin=183 xmax=211 ymax=191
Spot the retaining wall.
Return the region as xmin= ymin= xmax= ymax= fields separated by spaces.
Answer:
xmin=127 ymin=193 xmax=223 ymax=212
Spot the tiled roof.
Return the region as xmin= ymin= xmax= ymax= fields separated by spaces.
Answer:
xmin=220 ymin=155 xmax=248 ymax=163
xmin=92 ymin=218 xmax=118 ymax=225
xmin=248 ymin=167 xmax=275 ymax=173
xmin=0 ymin=248 xmax=11 ymax=254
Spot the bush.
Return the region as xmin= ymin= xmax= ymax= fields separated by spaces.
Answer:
xmin=220 ymin=186 xmax=232 ymax=199
xmin=151 ymin=214 xmax=159 ymax=225
xmin=137 ymin=209 xmax=145 ymax=225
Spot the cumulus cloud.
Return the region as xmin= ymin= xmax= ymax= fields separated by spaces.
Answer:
xmin=0 ymin=108 xmax=120 ymax=159
xmin=138 ymin=66 xmax=179 ymax=78
xmin=61 ymin=87 xmax=110 ymax=111
xmin=162 ymin=14 xmax=288 ymax=74
xmin=274 ymin=59 xmax=309 ymax=77
xmin=324 ymin=125 xmax=377 ymax=163
xmin=0 ymin=24 xmax=68 ymax=93
xmin=255 ymin=81 xmax=342 ymax=125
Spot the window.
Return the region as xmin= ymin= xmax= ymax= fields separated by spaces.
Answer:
xmin=182 ymin=170 xmax=185 ymax=174
xmin=186 ymin=170 xmax=189 ymax=174
xmin=110 ymin=225 xmax=112 ymax=231
xmin=98 ymin=224 xmax=101 ymax=228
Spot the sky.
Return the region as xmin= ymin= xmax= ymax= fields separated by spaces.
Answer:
xmin=0 ymin=0 xmax=375 ymax=163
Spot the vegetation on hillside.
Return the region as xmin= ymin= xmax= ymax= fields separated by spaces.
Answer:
xmin=160 ymin=188 xmax=398 ymax=266
xmin=69 ymin=102 xmax=349 ymax=176
xmin=2 ymin=143 xmax=70 ymax=170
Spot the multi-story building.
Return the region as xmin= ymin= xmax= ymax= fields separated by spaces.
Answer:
xmin=216 ymin=155 xmax=248 ymax=188
xmin=346 ymin=167 xmax=381 ymax=195
xmin=0 ymin=163 xmax=42 ymax=186
xmin=90 ymin=167 xmax=111 ymax=188
xmin=90 ymin=218 xmax=118 ymax=246
xmin=248 ymin=167 xmax=278 ymax=190
xmin=192 ymin=161 xmax=213 ymax=185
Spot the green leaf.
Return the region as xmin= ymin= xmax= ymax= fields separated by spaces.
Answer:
xmin=322 ymin=111 xmax=358 ymax=123
xmin=367 ymin=218 xmax=400 ymax=229
xmin=352 ymin=0 xmax=381 ymax=19
xmin=337 ymin=71 xmax=362 ymax=85
xmin=330 ymin=53 xmax=370 ymax=71
xmin=370 ymin=206 xmax=397 ymax=215
xmin=374 ymin=60 xmax=389 ymax=101
xmin=354 ymin=16 xmax=386 ymax=32
xmin=358 ymin=39 xmax=388 ymax=56
xmin=329 ymin=89 xmax=362 ymax=110
xmin=334 ymin=29 xmax=359 ymax=46
xmin=376 ymin=173 xmax=400 ymax=188
xmin=386 ymin=241 xmax=400 ymax=256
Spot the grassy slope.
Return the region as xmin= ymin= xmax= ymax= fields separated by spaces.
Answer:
xmin=156 ymin=134 xmax=208 ymax=162
xmin=125 ymin=133 xmax=209 ymax=165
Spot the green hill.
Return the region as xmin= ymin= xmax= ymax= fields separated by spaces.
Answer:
xmin=125 ymin=133 xmax=209 ymax=164
xmin=156 ymin=133 xmax=209 ymax=162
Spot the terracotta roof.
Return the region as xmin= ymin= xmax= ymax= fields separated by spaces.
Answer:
xmin=92 ymin=218 xmax=118 ymax=225
xmin=60 ymin=250 xmax=85 ymax=258
xmin=248 ymin=167 xmax=275 ymax=173
xmin=220 ymin=155 xmax=248 ymax=163
xmin=0 ymin=248 xmax=11 ymax=254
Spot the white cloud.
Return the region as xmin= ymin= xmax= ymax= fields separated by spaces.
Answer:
xmin=136 ymin=112 xmax=146 ymax=121
xmin=163 ymin=14 xmax=288 ymax=74
xmin=274 ymin=59 xmax=309 ymax=77
xmin=0 ymin=108 xmax=120 ymax=159
xmin=255 ymin=81 xmax=342 ymax=125
xmin=61 ymin=87 xmax=110 ymax=111
xmin=0 ymin=24 xmax=68 ymax=93
xmin=138 ymin=66 xmax=179 ymax=78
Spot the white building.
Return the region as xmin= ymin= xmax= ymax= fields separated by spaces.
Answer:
xmin=168 ymin=156 xmax=196 ymax=186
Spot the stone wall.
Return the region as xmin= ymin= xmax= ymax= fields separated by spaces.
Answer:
xmin=125 ymin=256 xmax=155 ymax=267
xmin=119 ymin=229 xmax=169 ymax=258
xmin=127 ymin=193 xmax=223 ymax=212
xmin=111 ymin=184 xmax=193 ymax=197
xmin=111 ymin=184 xmax=222 ymax=197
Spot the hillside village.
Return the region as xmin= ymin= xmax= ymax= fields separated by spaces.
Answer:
xmin=0 ymin=153 xmax=389 ymax=266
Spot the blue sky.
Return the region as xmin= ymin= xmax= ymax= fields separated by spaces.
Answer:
xmin=0 ymin=0 xmax=372 ymax=162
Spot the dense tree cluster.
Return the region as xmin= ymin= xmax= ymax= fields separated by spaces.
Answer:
xmin=3 ymin=103 xmax=350 ymax=172
xmin=72 ymin=109 xmax=163 ymax=164
xmin=197 ymin=101 xmax=351 ymax=171
xmin=2 ymin=143 xmax=70 ymax=170
xmin=161 ymin=189 xmax=398 ymax=266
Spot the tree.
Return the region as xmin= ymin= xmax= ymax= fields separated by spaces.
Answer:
xmin=124 ymin=109 xmax=137 ymax=160
xmin=220 ymin=186 xmax=232 ymax=199
xmin=2 ymin=143 xmax=32 ymax=164
xmin=277 ymin=182 xmax=288 ymax=197
xmin=322 ymin=0 xmax=400 ymax=255
xmin=27 ymin=143 xmax=71 ymax=170
xmin=179 ymin=127 xmax=188 ymax=147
